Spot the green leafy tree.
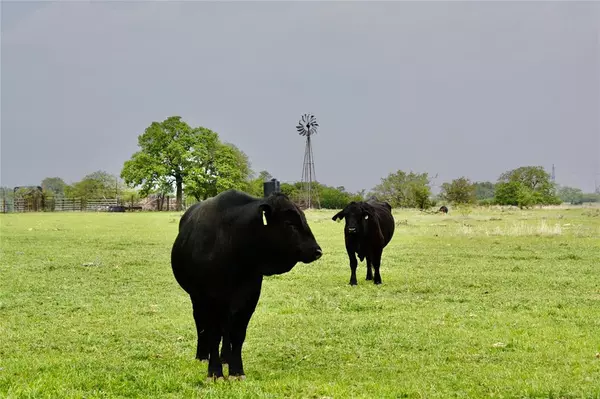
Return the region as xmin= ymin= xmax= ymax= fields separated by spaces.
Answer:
xmin=121 ymin=116 xmax=205 ymax=210
xmin=245 ymin=170 xmax=273 ymax=197
xmin=581 ymin=192 xmax=600 ymax=203
xmin=183 ymin=136 xmax=252 ymax=201
xmin=372 ymin=170 xmax=432 ymax=209
xmin=494 ymin=166 xmax=560 ymax=207
xmin=440 ymin=177 xmax=476 ymax=205
xmin=557 ymin=186 xmax=584 ymax=205
xmin=473 ymin=181 xmax=495 ymax=201
xmin=65 ymin=171 xmax=121 ymax=200
xmin=276 ymin=182 xmax=364 ymax=208
xmin=497 ymin=166 xmax=559 ymax=204
xmin=120 ymin=188 xmax=142 ymax=207
xmin=122 ymin=116 xmax=254 ymax=207
xmin=494 ymin=181 xmax=522 ymax=207
xmin=319 ymin=185 xmax=352 ymax=209
xmin=41 ymin=177 xmax=67 ymax=197
xmin=280 ymin=182 xmax=302 ymax=202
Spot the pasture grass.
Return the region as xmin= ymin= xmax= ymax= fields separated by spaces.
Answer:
xmin=1 ymin=205 xmax=599 ymax=398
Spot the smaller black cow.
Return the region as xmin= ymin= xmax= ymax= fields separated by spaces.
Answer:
xmin=332 ymin=199 xmax=395 ymax=285
xmin=171 ymin=190 xmax=322 ymax=381
xmin=439 ymin=205 xmax=449 ymax=214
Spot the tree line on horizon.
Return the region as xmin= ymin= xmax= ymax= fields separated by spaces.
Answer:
xmin=2 ymin=116 xmax=598 ymax=211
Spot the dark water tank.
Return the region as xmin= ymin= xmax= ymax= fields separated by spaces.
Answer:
xmin=263 ymin=178 xmax=281 ymax=197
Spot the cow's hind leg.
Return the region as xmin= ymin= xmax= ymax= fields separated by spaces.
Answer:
xmin=191 ymin=296 xmax=208 ymax=362
xmin=365 ymin=256 xmax=373 ymax=281
xmin=205 ymin=302 xmax=226 ymax=380
xmin=229 ymin=280 xmax=262 ymax=379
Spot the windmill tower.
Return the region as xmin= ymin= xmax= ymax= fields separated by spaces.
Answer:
xmin=296 ymin=113 xmax=320 ymax=209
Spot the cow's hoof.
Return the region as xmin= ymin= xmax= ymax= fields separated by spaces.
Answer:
xmin=374 ymin=280 xmax=382 ymax=285
xmin=349 ymin=281 xmax=357 ymax=286
xmin=196 ymin=354 xmax=209 ymax=362
xmin=366 ymin=276 xmax=373 ymax=281
xmin=229 ymin=375 xmax=246 ymax=381
xmin=206 ymin=376 xmax=225 ymax=383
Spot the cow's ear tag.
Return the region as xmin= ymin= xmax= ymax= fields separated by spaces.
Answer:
xmin=365 ymin=215 xmax=369 ymax=220
xmin=262 ymin=211 xmax=268 ymax=226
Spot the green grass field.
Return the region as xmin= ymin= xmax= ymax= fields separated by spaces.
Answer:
xmin=1 ymin=206 xmax=600 ymax=398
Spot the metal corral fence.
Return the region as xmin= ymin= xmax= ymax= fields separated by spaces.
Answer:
xmin=0 ymin=196 xmax=194 ymax=213
xmin=0 ymin=198 xmax=119 ymax=213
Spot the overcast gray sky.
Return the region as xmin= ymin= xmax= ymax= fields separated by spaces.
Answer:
xmin=1 ymin=1 xmax=599 ymax=193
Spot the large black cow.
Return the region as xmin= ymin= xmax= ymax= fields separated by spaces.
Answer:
xmin=171 ymin=190 xmax=322 ymax=381
xmin=332 ymin=199 xmax=395 ymax=285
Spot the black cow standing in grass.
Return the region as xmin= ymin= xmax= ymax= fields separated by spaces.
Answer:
xmin=332 ymin=199 xmax=395 ymax=285
xmin=171 ymin=190 xmax=322 ymax=381
xmin=439 ymin=205 xmax=449 ymax=214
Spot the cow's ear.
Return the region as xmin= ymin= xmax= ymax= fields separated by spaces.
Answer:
xmin=363 ymin=205 xmax=373 ymax=220
xmin=259 ymin=204 xmax=272 ymax=226
xmin=332 ymin=209 xmax=345 ymax=221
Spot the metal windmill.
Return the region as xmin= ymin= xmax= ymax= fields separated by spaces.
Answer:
xmin=296 ymin=113 xmax=320 ymax=209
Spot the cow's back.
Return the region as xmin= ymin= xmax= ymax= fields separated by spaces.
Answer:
xmin=171 ymin=191 xmax=261 ymax=295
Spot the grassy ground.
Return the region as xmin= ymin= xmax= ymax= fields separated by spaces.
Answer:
xmin=1 ymin=205 xmax=599 ymax=398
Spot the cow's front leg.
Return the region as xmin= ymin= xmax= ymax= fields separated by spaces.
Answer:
xmin=365 ymin=256 xmax=373 ymax=281
xmin=220 ymin=324 xmax=231 ymax=365
xmin=228 ymin=283 xmax=261 ymax=380
xmin=347 ymin=251 xmax=358 ymax=286
xmin=345 ymin=237 xmax=359 ymax=285
xmin=372 ymin=249 xmax=383 ymax=285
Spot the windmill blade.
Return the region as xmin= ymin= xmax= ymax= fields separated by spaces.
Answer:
xmin=295 ymin=113 xmax=319 ymax=138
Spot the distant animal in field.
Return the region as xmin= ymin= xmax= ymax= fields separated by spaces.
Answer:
xmin=331 ymin=199 xmax=395 ymax=285
xmin=439 ymin=205 xmax=448 ymax=214
xmin=170 ymin=189 xmax=322 ymax=381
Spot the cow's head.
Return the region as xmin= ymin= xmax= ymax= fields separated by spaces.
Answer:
xmin=331 ymin=201 xmax=373 ymax=236
xmin=257 ymin=193 xmax=322 ymax=275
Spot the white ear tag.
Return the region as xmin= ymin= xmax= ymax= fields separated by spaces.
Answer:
xmin=262 ymin=211 xmax=268 ymax=226
xmin=365 ymin=215 xmax=369 ymax=220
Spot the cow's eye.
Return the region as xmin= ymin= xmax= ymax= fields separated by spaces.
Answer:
xmin=285 ymin=220 xmax=299 ymax=230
